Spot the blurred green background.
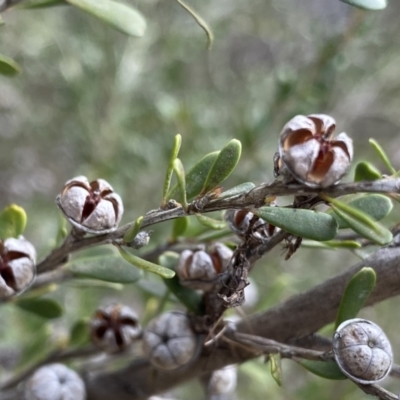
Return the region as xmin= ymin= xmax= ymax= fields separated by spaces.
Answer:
xmin=1 ymin=0 xmax=400 ymax=399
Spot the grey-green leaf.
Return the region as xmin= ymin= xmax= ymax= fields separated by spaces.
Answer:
xmin=17 ymin=0 xmax=64 ymax=8
xmin=67 ymin=254 xmax=142 ymax=283
xmin=354 ymin=161 xmax=381 ymax=182
xmin=65 ymin=0 xmax=147 ymax=37
xmin=69 ymin=318 xmax=90 ymax=347
xmin=299 ymin=360 xmax=346 ymax=380
xmin=195 ymin=214 xmax=226 ymax=230
xmin=168 ymin=151 xmax=219 ymax=201
xmin=117 ymin=246 xmax=175 ymax=279
xmin=123 ymin=215 xmax=143 ymax=244
xmin=171 ymin=217 xmax=189 ymax=240
xmin=201 ymin=139 xmax=242 ymax=194
xmin=328 ymin=194 xmax=392 ymax=229
xmin=0 ymin=204 xmax=27 ymax=239
xmin=16 ymin=298 xmax=63 ymax=319
xmin=173 ymin=158 xmax=187 ymax=208
xmin=369 ymin=138 xmax=395 ymax=174
xmin=335 ymin=267 xmax=376 ymax=330
xmin=162 ymin=134 xmax=182 ymax=205
xmin=0 ymin=54 xmax=21 ymax=76
xmin=218 ymin=182 xmax=256 ymax=200
xmin=339 ymin=0 xmax=387 ymax=10
xmin=255 ymin=207 xmax=338 ymax=241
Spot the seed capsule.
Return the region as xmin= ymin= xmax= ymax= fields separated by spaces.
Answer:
xmin=90 ymin=304 xmax=141 ymax=353
xmin=142 ymin=311 xmax=200 ymax=371
xmin=24 ymin=363 xmax=86 ymax=400
xmin=278 ymin=114 xmax=353 ymax=187
xmin=208 ymin=365 xmax=237 ymax=397
xmin=56 ymin=176 xmax=124 ymax=234
xmin=333 ymin=318 xmax=392 ymax=384
xmin=0 ymin=236 xmax=36 ymax=298
xmin=177 ymin=243 xmax=233 ymax=290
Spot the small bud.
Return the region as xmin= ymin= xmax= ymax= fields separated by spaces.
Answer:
xmin=278 ymin=114 xmax=353 ymax=187
xmin=208 ymin=365 xmax=237 ymax=397
xmin=142 ymin=311 xmax=201 ymax=370
xmin=56 ymin=176 xmax=124 ymax=234
xmin=24 ymin=363 xmax=86 ymax=400
xmin=0 ymin=236 xmax=36 ymax=298
xmin=90 ymin=304 xmax=141 ymax=353
xmin=177 ymin=243 xmax=233 ymax=290
xmin=333 ymin=318 xmax=392 ymax=384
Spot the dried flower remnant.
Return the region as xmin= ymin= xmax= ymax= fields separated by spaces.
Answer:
xmin=177 ymin=243 xmax=233 ymax=290
xmin=142 ymin=311 xmax=201 ymax=370
xmin=0 ymin=236 xmax=36 ymax=298
xmin=333 ymin=318 xmax=393 ymax=384
xmin=90 ymin=304 xmax=141 ymax=353
xmin=56 ymin=176 xmax=124 ymax=234
xmin=278 ymin=114 xmax=353 ymax=187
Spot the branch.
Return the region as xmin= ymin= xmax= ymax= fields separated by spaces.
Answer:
xmin=36 ymin=177 xmax=400 ymax=274
xmin=84 ymin=245 xmax=400 ymax=399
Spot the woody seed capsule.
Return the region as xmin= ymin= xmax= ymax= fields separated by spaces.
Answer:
xmin=278 ymin=114 xmax=353 ymax=187
xmin=90 ymin=304 xmax=141 ymax=353
xmin=56 ymin=176 xmax=124 ymax=234
xmin=0 ymin=236 xmax=36 ymax=298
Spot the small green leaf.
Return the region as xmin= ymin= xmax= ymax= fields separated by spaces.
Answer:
xmin=171 ymin=217 xmax=189 ymax=240
xmin=326 ymin=196 xmax=393 ymax=245
xmin=117 ymin=246 xmax=175 ymax=279
xmin=16 ymin=298 xmax=63 ymax=319
xmin=16 ymin=0 xmax=65 ymax=8
xmin=335 ymin=267 xmax=376 ymax=330
xmin=65 ymin=0 xmax=147 ymax=37
xmin=201 ymin=139 xmax=242 ymax=194
xmin=168 ymin=151 xmax=219 ymax=201
xmin=0 ymin=204 xmax=27 ymax=239
xmin=123 ymin=215 xmax=143 ymax=244
xmin=339 ymin=0 xmax=386 ymax=10
xmin=56 ymin=215 xmax=68 ymax=247
xmin=195 ymin=214 xmax=226 ymax=230
xmin=218 ymin=182 xmax=256 ymax=200
xmin=328 ymin=194 xmax=393 ymax=229
xmin=299 ymin=360 xmax=346 ymax=380
xmin=0 ymin=54 xmax=21 ymax=76
xmin=173 ymin=158 xmax=187 ymax=208
xmin=322 ymin=240 xmax=362 ymax=249
xmin=369 ymin=138 xmax=395 ymax=174
xmin=255 ymin=207 xmax=338 ymax=241
xmin=269 ymin=353 xmax=282 ymax=387
xmin=68 ymin=254 xmax=142 ymax=283
xmin=159 ymin=252 xmax=203 ymax=314
xmin=163 ymin=134 xmax=182 ymax=206
xmin=354 ymin=161 xmax=382 ymax=182
xmin=69 ymin=318 xmax=90 ymax=347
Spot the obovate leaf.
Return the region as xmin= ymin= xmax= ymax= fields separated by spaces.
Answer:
xmin=168 ymin=151 xmax=219 ymax=201
xmin=335 ymin=267 xmax=376 ymax=330
xmin=171 ymin=217 xmax=189 ymax=240
xmin=354 ymin=161 xmax=381 ymax=182
xmin=0 ymin=54 xmax=21 ymax=76
xmin=339 ymin=0 xmax=387 ymax=10
xmin=65 ymin=0 xmax=147 ymax=37
xmin=158 ymin=252 xmax=203 ymax=314
xmin=369 ymin=138 xmax=395 ymax=174
xmin=201 ymin=139 xmax=242 ymax=194
xmin=269 ymin=353 xmax=282 ymax=387
xmin=117 ymin=246 xmax=175 ymax=279
xmin=0 ymin=204 xmax=27 ymax=239
xmin=69 ymin=318 xmax=90 ymax=347
xmin=162 ymin=134 xmax=181 ymax=206
xmin=255 ymin=207 xmax=338 ymax=241
xmin=67 ymin=254 xmax=142 ymax=283
xmin=218 ymin=182 xmax=256 ymax=200
xmin=16 ymin=298 xmax=63 ymax=319
xmin=328 ymin=194 xmax=392 ymax=229
xmin=299 ymin=360 xmax=346 ymax=380
xmin=325 ymin=196 xmax=393 ymax=245
xmin=16 ymin=0 xmax=64 ymax=8
xmin=195 ymin=214 xmax=226 ymax=230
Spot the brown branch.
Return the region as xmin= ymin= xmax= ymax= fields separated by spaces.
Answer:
xmin=83 ymin=245 xmax=400 ymax=399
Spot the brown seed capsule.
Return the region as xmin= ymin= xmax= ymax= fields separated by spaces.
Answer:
xmin=24 ymin=363 xmax=86 ymax=400
xmin=177 ymin=243 xmax=233 ymax=290
xmin=56 ymin=176 xmax=124 ymax=234
xmin=0 ymin=236 xmax=36 ymax=298
xmin=333 ymin=318 xmax=392 ymax=384
xmin=278 ymin=114 xmax=353 ymax=187
xmin=90 ymin=304 xmax=141 ymax=353
xmin=142 ymin=311 xmax=200 ymax=371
